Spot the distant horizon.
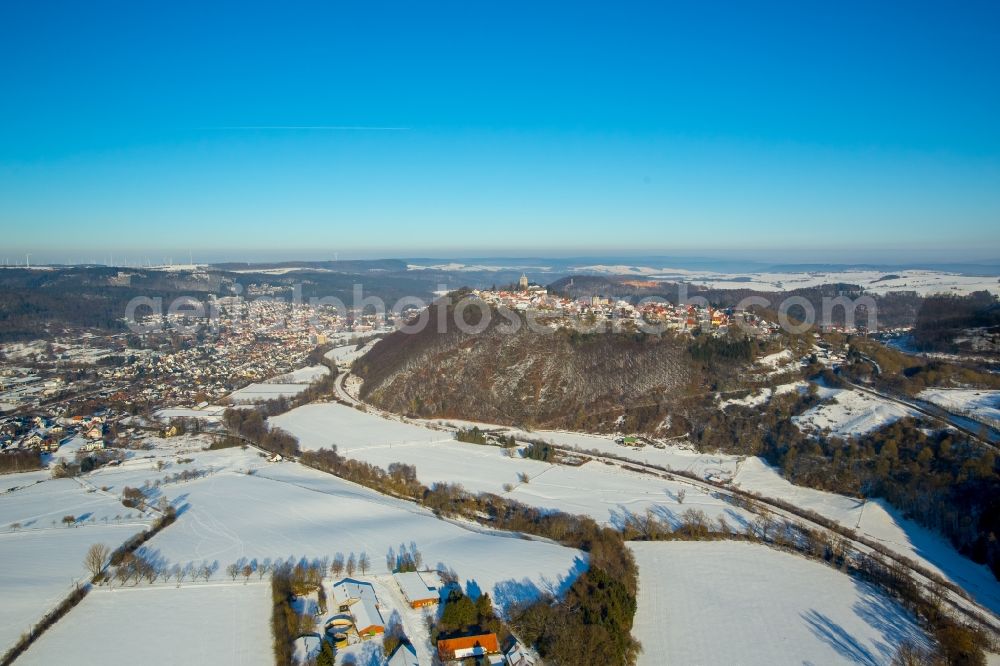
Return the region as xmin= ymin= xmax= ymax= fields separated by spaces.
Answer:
xmin=3 ymin=249 xmax=1000 ymax=274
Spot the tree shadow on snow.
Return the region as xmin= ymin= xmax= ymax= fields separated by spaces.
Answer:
xmin=800 ymin=609 xmax=879 ymax=666
xmin=851 ymin=581 xmax=928 ymax=660
xmin=491 ymin=555 xmax=588 ymax=615
xmin=723 ymin=507 xmax=751 ymax=531
xmin=492 ymin=579 xmax=542 ymax=613
xmin=340 ymin=641 xmax=383 ymax=666
xmin=465 ymin=579 xmax=483 ymax=600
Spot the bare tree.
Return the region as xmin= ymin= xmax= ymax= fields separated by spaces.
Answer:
xmin=331 ymin=552 xmax=345 ymax=578
xmin=676 ymin=488 xmax=686 ymax=504
xmin=386 ymin=547 xmax=396 ymax=573
xmin=346 ymin=553 xmax=356 ymax=577
xmin=227 ymin=563 xmax=240 ymax=581
xmin=358 ymin=552 xmax=370 ymax=576
xmin=84 ymin=543 xmax=111 ymax=578
xmin=716 ymin=515 xmax=731 ymax=535
xmin=140 ymin=556 xmax=157 ymax=583
xmin=202 ymin=562 xmax=215 ymax=582
xmin=242 ymin=564 xmax=253 ymax=583
xmin=890 ymin=639 xmax=937 ymax=666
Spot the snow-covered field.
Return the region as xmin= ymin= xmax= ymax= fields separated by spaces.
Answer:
xmin=918 ymin=388 xmax=1000 ymax=425
xmin=719 ymin=388 xmax=773 ymax=409
xmin=630 ymin=541 xmax=928 ymax=666
xmin=0 ymin=525 xmax=151 ymax=653
xmin=508 ymin=462 xmax=748 ymax=531
xmin=1 ymin=434 xmax=584 ymax=659
xmin=276 ymin=403 xmax=752 ymax=526
xmin=324 ymin=340 xmax=379 ymax=366
xmin=223 ymin=365 xmax=330 ymax=403
xmin=81 ymin=444 xmax=584 ymax=614
xmin=0 ymin=474 xmax=155 ymax=652
xmin=498 ymin=428 xmax=743 ymax=481
xmin=275 ymin=397 xmax=1000 ymax=615
xmin=276 ymin=401 xmax=1000 ymax=614
xmin=272 ymin=402 xmax=450 ymax=450
xmin=5 ymin=372 xmax=999 ymax=663
xmin=227 ymin=382 xmax=314 ymax=402
xmin=734 ymin=458 xmax=1000 ymax=615
xmin=755 ymin=348 xmax=800 ymax=377
xmin=272 ymin=364 xmax=329 ymax=384
xmin=0 ymin=476 xmax=139 ymax=530
xmin=577 ymin=265 xmax=1000 ymax=296
xmin=718 ymin=380 xmax=808 ymax=410
xmin=155 ymin=405 xmax=227 ymax=422
xmin=20 ymin=584 xmax=272 ymax=666
xmin=793 ymin=388 xmax=917 ymax=437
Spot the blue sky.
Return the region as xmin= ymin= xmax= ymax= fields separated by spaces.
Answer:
xmin=1 ymin=0 xmax=999 ymax=263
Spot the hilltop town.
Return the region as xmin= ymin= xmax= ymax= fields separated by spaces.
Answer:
xmin=471 ymin=273 xmax=779 ymax=337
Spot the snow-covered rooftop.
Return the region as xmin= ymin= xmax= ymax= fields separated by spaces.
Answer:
xmin=332 ymin=578 xmax=384 ymax=633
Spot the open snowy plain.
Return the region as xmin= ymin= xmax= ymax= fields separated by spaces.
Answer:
xmin=630 ymin=541 xmax=929 ymax=666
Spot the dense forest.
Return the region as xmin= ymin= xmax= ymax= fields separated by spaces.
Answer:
xmin=912 ymin=291 xmax=1000 ymax=354
xmin=833 ymin=334 xmax=1000 ymax=396
xmin=0 ymin=267 xmax=218 ymax=341
xmin=356 ymin=300 xmax=702 ymax=429
xmin=689 ymin=388 xmax=1000 ymax=580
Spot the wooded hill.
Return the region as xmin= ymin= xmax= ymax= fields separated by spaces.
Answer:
xmin=355 ymin=300 xmax=765 ymax=431
xmin=913 ymin=291 xmax=1000 ymax=356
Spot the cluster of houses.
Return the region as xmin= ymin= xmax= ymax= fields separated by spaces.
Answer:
xmin=472 ymin=285 xmax=780 ymax=338
xmin=323 ymin=571 xmax=534 ymax=666
xmin=0 ymin=413 xmax=110 ymax=453
xmin=0 ymin=298 xmax=394 ymax=416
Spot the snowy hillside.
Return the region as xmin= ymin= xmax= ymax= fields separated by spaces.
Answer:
xmin=793 ymin=388 xmax=918 ymax=437
xmin=630 ymin=541 xmax=929 ymax=665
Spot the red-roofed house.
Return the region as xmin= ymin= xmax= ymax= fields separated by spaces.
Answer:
xmin=437 ymin=633 xmax=500 ymax=661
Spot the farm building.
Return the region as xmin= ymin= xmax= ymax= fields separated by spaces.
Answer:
xmin=331 ymin=578 xmax=385 ymax=638
xmin=387 ymin=642 xmax=419 ymax=666
xmin=393 ymin=570 xmax=442 ymax=608
xmin=437 ymin=632 xmax=500 ymax=661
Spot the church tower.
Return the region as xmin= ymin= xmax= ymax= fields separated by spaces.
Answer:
xmin=518 ymin=273 xmax=529 ymax=290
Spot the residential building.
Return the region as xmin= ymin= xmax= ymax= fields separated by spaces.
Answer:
xmin=393 ymin=570 xmax=441 ymax=608
xmin=332 ymin=578 xmax=385 ymax=638
xmin=437 ymin=633 xmax=500 ymax=662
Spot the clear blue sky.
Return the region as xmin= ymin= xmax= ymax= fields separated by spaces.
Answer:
xmin=1 ymin=0 xmax=999 ymax=263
